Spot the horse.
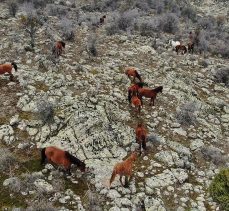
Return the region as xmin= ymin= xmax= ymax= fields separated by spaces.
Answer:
xmin=0 ymin=62 xmax=17 ymax=81
xmin=128 ymin=82 xmax=147 ymax=103
xmin=169 ymin=40 xmax=180 ymax=50
xmin=100 ymin=15 xmax=106 ymax=25
xmin=109 ymin=151 xmax=137 ymax=188
xmin=125 ymin=67 xmax=142 ymax=83
xmin=52 ymin=41 xmax=65 ymax=57
xmin=41 ymin=146 xmax=86 ymax=175
xmin=135 ymin=123 xmax=148 ymax=154
xmin=138 ymin=86 xmax=163 ymax=106
xmin=175 ymin=45 xmax=187 ymax=55
xmin=188 ymin=43 xmax=194 ymax=54
xmin=131 ymin=91 xmax=142 ymax=114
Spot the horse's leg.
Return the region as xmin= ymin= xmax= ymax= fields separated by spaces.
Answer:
xmin=9 ymin=73 xmax=14 ymax=81
xmin=124 ymin=176 xmax=129 ymax=187
xmin=150 ymin=98 xmax=153 ymax=106
xmin=119 ymin=176 xmax=124 ymax=186
xmin=138 ymin=105 xmax=141 ymax=114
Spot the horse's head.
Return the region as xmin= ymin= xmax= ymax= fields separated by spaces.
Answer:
xmin=60 ymin=41 xmax=66 ymax=48
xmin=78 ymin=161 xmax=86 ymax=172
xmin=11 ymin=62 xmax=17 ymax=71
xmin=158 ymin=86 xmax=163 ymax=93
xmin=103 ymin=15 xmax=106 ymax=19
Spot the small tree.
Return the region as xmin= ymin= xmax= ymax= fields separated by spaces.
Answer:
xmin=7 ymin=0 xmax=18 ymax=17
xmin=60 ymin=17 xmax=75 ymax=41
xmin=20 ymin=3 xmax=40 ymax=48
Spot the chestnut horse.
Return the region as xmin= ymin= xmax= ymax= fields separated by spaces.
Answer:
xmin=109 ymin=152 xmax=137 ymax=188
xmin=128 ymin=82 xmax=147 ymax=103
xmin=100 ymin=15 xmax=106 ymax=24
xmin=131 ymin=91 xmax=142 ymax=114
xmin=135 ymin=123 xmax=148 ymax=154
xmin=52 ymin=41 xmax=66 ymax=57
xmin=138 ymin=86 xmax=163 ymax=106
xmin=41 ymin=146 xmax=86 ymax=175
xmin=125 ymin=67 xmax=142 ymax=83
xmin=0 ymin=62 xmax=17 ymax=81
xmin=175 ymin=45 xmax=187 ymax=55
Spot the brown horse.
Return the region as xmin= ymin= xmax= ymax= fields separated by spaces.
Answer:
xmin=175 ymin=45 xmax=187 ymax=55
xmin=131 ymin=91 xmax=142 ymax=114
xmin=125 ymin=67 xmax=142 ymax=83
xmin=100 ymin=15 xmax=106 ymax=25
xmin=109 ymin=152 xmax=137 ymax=188
xmin=128 ymin=82 xmax=147 ymax=103
xmin=188 ymin=43 xmax=194 ymax=54
xmin=52 ymin=41 xmax=66 ymax=57
xmin=135 ymin=123 xmax=148 ymax=154
xmin=0 ymin=62 xmax=17 ymax=81
xmin=41 ymin=146 xmax=86 ymax=175
xmin=138 ymin=86 xmax=163 ymax=106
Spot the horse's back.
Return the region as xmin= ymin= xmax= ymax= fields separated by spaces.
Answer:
xmin=139 ymin=88 xmax=153 ymax=97
xmin=0 ymin=64 xmax=12 ymax=74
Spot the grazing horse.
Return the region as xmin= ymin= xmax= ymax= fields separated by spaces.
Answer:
xmin=131 ymin=91 xmax=142 ymax=114
xmin=41 ymin=146 xmax=86 ymax=175
xmin=0 ymin=62 xmax=18 ymax=81
xmin=109 ymin=152 xmax=137 ymax=188
xmin=128 ymin=82 xmax=147 ymax=103
xmin=135 ymin=123 xmax=148 ymax=154
xmin=188 ymin=43 xmax=194 ymax=54
xmin=100 ymin=15 xmax=106 ymax=25
xmin=52 ymin=41 xmax=66 ymax=57
xmin=175 ymin=45 xmax=187 ymax=55
xmin=125 ymin=67 xmax=142 ymax=83
xmin=169 ymin=40 xmax=180 ymax=50
xmin=138 ymin=86 xmax=163 ymax=106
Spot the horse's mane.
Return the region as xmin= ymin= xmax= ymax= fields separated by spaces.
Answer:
xmin=153 ymin=86 xmax=163 ymax=93
xmin=65 ymin=151 xmax=85 ymax=168
xmin=135 ymin=70 xmax=142 ymax=82
xmin=135 ymin=82 xmax=146 ymax=88
xmin=11 ymin=62 xmax=17 ymax=71
xmin=60 ymin=41 xmax=66 ymax=48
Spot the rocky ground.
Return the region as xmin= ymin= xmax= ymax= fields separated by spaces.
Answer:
xmin=0 ymin=0 xmax=229 ymax=210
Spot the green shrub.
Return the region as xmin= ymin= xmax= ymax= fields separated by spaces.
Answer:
xmin=209 ymin=168 xmax=229 ymax=211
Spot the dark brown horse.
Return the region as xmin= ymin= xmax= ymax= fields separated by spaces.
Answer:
xmin=100 ymin=15 xmax=106 ymax=25
xmin=41 ymin=146 xmax=86 ymax=175
xmin=135 ymin=123 xmax=148 ymax=154
xmin=128 ymin=82 xmax=147 ymax=103
xmin=52 ymin=41 xmax=66 ymax=57
xmin=175 ymin=45 xmax=187 ymax=55
xmin=0 ymin=62 xmax=17 ymax=81
xmin=125 ymin=67 xmax=142 ymax=83
xmin=138 ymin=86 xmax=163 ymax=106
xmin=109 ymin=152 xmax=137 ymax=188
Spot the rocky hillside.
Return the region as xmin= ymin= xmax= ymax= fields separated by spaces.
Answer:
xmin=0 ymin=0 xmax=228 ymax=210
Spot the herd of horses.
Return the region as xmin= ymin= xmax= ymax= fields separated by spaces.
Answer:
xmin=0 ymin=25 xmax=200 ymax=189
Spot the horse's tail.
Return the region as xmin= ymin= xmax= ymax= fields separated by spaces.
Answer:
xmin=184 ymin=46 xmax=187 ymax=54
xmin=11 ymin=62 xmax=17 ymax=71
xmin=141 ymin=134 xmax=146 ymax=150
xmin=41 ymin=148 xmax=46 ymax=165
xmin=135 ymin=71 xmax=142 ymax=82
xmin=109 ymin=169 xmax=116 ymax=186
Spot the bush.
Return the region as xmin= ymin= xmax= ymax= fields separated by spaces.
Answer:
xmin=138 ymin=19 xmax=159 ymax=36
xmin=37 ymin=99 xmax=54 ymax=124
xmin=201 ymin=146 xmax=228 ymax=166
xmin=198 ymin=30 xmax=209 ymax=53
xmin=46 ymin=4 xmax=67 ymax=17
xmin=209 ymin=168 xmax=229 ymax=211
xmin=181 ymin=6 xmax=197 ymax=22
xmin=26 ymin=199 xmax=56 ymax=211
xmin=87 ymin=35 xmax=97 ymax=56
xmin=0 ymin=148 xmax=15 ymax=172
xmin=60 ymin=17 xmax=75 ymax=41
xmin=213 ymin=67 xmax=229 ymax=87
xmin=159 ymin=13 xmax=179 ymax=34
xmin=176 ymin=102 xmax=198 ymax=126
xmin=7 ymin=0 xmax=18 ymax=17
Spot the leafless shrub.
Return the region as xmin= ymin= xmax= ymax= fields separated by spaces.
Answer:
xmin=46 ymin=4 xmax=67 ymax=17
xmin=0 ymin=148 xmax=15 ymax=172
xmin=87 ymin=34 xmax=97 ymax=56
xmin=147 ymin=134 xmax=161 ymax=145
xmin=138 ymin=18 xmax=159 ymax=36
xmin=198 ymin=30 xmax=209 ymax=53
xmin=181 ymin=6 xmax=197 ymax=22
xmin=213 ymin=67 xmax=229 ymax=87
xmin=176 ymin=102 xmax=198 ymax=126
xmin=212 ymin=40 xmax=229 ymax=58
xmin=37 ymin=99 xmax=54 ymax=124
xmin=159 ymin=13 xmax=179 ymax=34
xmin=7 ymin=0 xmax=18 ymax=17
xmin=5 ymin=177 xmax=22 ymax=193
xmin=20 ymin=173 xmax=43 ymax=193
xmin=201 ymin=146 xmax=228 ymax=166
xmin=87 ymin=190 xmax=103 ymax=211
xmin=155 ymin=1 xmax=165 ymax=14
xmin=20 ymin=3 xmax=41 ymax=48
xmin=60 ymin=17 xmax=75 ymax=41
